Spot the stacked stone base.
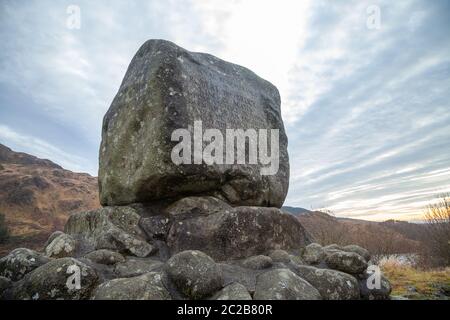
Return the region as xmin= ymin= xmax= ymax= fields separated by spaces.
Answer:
xmin=0 ymin=196 xmax=391 ymax=300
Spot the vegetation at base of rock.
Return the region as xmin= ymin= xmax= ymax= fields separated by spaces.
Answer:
xmin=380 ymin=258 xmax=450 ymax=300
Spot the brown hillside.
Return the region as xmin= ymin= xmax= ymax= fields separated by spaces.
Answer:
xmin=0 ymin=143 xmax=100 ymax=255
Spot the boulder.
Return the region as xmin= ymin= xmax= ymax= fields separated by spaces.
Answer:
xmin=166 ymin=196 xmax=233 ymax=217
xmin=293 ymin=265 xmax=360 ymax=300
xmin=44 ymin=231 xmax=64 ymax=248
xmin=342 ymin=245 xmax=371 ymax=262
xmin=213 ymin=282 xmax=252 ymax=300
xmin=45 ymin=233 xmax=76 ymax=258
xmin=98 ymin=39 xmax=289 ymax=208
xmin=220 ymin=263 xmax=258 ymax=294
xmin=167 ymin=205 xmax=311 ymax=261
xmin=84 ymin=249 xmax=125 ymax=265
xmin=325 ymin=251 xmax=368 ymax=274
xmin=268 ymin=249 xmax=291 ymax=263
xmin=139 ymin=215 xmax=171 ymax=240
xmin=7 ymin=258 xmax=98 ymax=300
xmin=64 ymin=207 xmax=155 ymax=257
xmin=254 ymin=269 xmax=321 ymax=300
xmin=114 ymin=258 xmax=163 ymax=278
xmin=240 ymin=255 xmax=273 ymax=270
xmin=302 ymin=243 xmax=325 ymax=265
xmin=165 ymin=250 xmax=223 ymax=299
xmin=91 ymin=272 xmax=170 ymax=300
xmin=0 ymin=248 xmax=51 ymax=281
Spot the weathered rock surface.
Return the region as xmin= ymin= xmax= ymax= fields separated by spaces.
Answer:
xmin=84 ymin=249 xmax=125 ymax=265
xmin=0 ymin=276 xmax=11 ymax=295
xmin=293 ymin=265 xmax=360 ymax=300
xmin=114 ymin=258 xmax=163 ymax=278
xmin=240 ymin=255 xmax=273 ymax=270
xmin=268 ymin=249 xmax=291 ymax=263
xmin=165 ymin=250 xmax=223 ymax=299
xmin=325 ymin=251 xmax=368 ymax=274
xmin=92 ymin=272 xmax=170 ymax=300
xmin=64 ymin=207 xmax=155 ymax=257
xmin=341 ymin=245 xmax=371 ymax=262
xmin=302 ymin=243 xmax=325 ymax=265
xmin=254 ymin=269 xmax=321 ymax=300
xmin=213 ymin=282 xmax=252 ymax=300
xmin=45 ymin=233 xmax=76 ymax=258
xmin=0 ymin=248 xmax=51 ymax=281
xmin=6 ymin=258 xmax=98 ymax=300
xmin=167 ymin=204 xmax=311 ymax=261
xmin=98 ymin=39 xmax=289 ymax=208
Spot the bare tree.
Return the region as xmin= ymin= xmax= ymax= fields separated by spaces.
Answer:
xmin=424 ymin=194 xmax=450 ymax=267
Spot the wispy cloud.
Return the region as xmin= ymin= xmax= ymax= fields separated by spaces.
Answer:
xmin=0 ymin=124 xmax=92 ymax=173
xmin=0 ymin=0 xmax=449 ymax=220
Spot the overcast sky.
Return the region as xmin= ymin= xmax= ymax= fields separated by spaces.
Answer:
xmin=1 ymin=0 xmax=449 ymax=221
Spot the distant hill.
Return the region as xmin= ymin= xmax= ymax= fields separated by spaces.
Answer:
xmin=281 ymin=206 xmax=311 ymax=216
xmin=0 ymin=143 xmax=100 ymax=255
xmin=282 ymin=206 xmax=426 ymax=255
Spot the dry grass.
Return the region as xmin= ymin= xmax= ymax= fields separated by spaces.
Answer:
xmin=380 ymin=258 xmax=450 ymax=299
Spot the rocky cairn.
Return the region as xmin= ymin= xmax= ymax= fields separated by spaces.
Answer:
xmin=0 ymin=40 xmax=391 ymax=300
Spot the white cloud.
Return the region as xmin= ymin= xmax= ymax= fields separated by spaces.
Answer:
xmin=0 ymin=124 xmax=93 ymax=174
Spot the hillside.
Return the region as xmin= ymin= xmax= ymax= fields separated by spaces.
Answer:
xmin=0 ymin=143 xmax=100 ymax=255
xmin=282 ymin=206 xmax=425 ymax=256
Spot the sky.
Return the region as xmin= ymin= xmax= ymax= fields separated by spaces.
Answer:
xmin=0 ymin=0 xmax=449 ymax=221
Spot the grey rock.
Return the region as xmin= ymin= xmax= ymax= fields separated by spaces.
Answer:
xmin=342 ymin=245 xmax=371 ymax=262
xmin=268 ymin=249 xmax=291 ymax=263
xmin=167 ymin=205 xmax=311 ymax=261
xmin=240 ymin=255 xmax=273 ymax=270
xmin=114 ymin=258 xmax=163 ymax=278
xmin=293 ymin=265 xmax=360 ymax=300
xmin=44 ymin=231 xmax=64 ymax=248
xmin=45 ymin=233 xmax=76 ymax=258
xmin=213 ymin=282 xmax=252 ymax=300
xmin=92 ymin=272 xmax=170 ymax=300
xmin=64 ymin=207 xmax=155 ymax=258
xmin=0 ymin=248 xmax=51 ymax=281
xmin=325 ymin=251 xmax=368 ymax=274
xmin=167 ymin=196 xmax=233 ymax=217
xmin=84 ymin=249 xmax=125 ymax=265
xmin=219 ymin=263 xmax=258 ymax=295
xmin=98 ymin=39 xmax=289 ymax=208
xmin=323 ymin=244 xmax=342 ymax=251
xmin=165 ymin=250 xmax=223 ymax=299
xmin=8 ymin=258 xmax=98 ymax=300
xmin=302 ymin=243 xmax=325 ymax=265
xmin=289 ymin=255 xmax=305 ymax=266
xmin=254 ymin=269 xmax=321 ymax=300
xmin=0 ymin=276 xmax=12 ymax=295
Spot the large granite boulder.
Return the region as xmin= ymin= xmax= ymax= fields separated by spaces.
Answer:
xmin=165 ymin=250 xmax=223 ymax=299
xmin=166 ymin=203 xmax=311 ymax=261
xmin=98 ymin=39 xmax=289 ymax=208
